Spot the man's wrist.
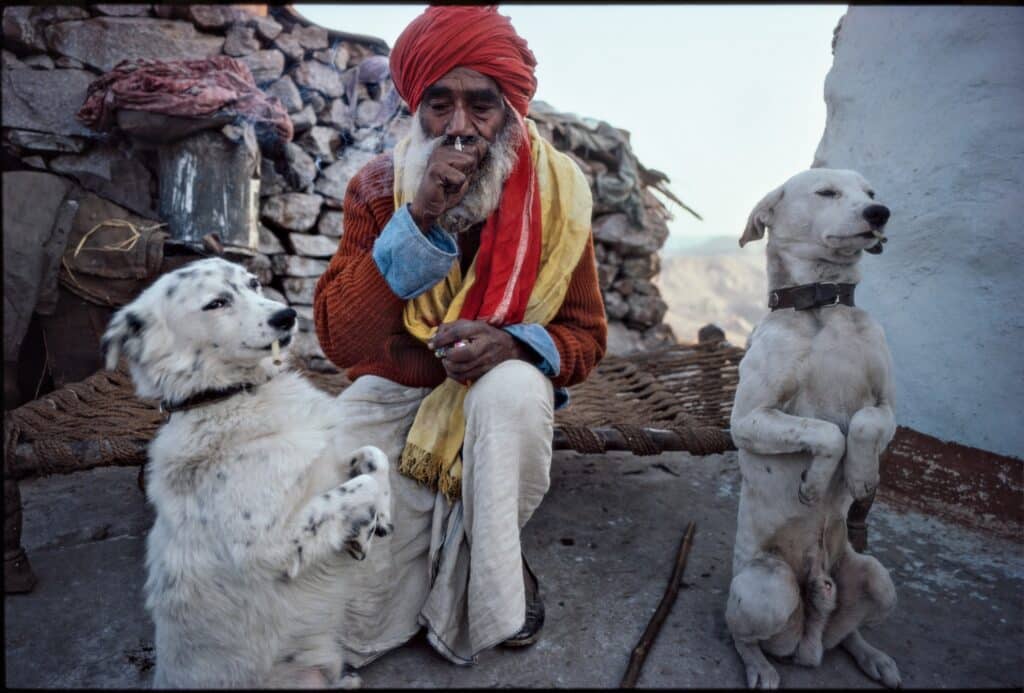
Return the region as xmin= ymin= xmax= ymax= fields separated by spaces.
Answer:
xmin=408 ymin=203 xmax=437 ymax=234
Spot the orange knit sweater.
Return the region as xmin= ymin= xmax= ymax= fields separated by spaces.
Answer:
xmin=313 ymin=152 xmax=608 ymax=389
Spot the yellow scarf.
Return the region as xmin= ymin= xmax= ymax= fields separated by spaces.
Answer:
xmin=393 ymin=118 xmax=592 ymax=500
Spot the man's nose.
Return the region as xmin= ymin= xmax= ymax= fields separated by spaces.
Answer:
xmin=446 ymin=104 xmax=475 ymax=137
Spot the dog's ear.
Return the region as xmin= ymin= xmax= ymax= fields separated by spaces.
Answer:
xmin=101 ymin=308 xmax=147 ymax=371
xmin=740 ymin=185 xmax=785 ymax=247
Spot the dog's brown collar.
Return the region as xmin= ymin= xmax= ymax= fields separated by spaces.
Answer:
xmin=769 ymin=282 xmax=856 ymax=311
xmin=160 ymin=383 xmax=258 ymax=415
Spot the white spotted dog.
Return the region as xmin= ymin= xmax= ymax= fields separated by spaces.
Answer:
xmin=102 ymin=257 xmax=392 ymax=689
xmin=726 ymin=170 xmax=901 ymax=689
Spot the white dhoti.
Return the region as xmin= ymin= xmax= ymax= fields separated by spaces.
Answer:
xmin=328 ymin=359 xmax=555 ymax=666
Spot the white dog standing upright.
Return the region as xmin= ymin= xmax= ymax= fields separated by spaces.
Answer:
xmin=726 ymin=170 xmax=901 ymax=689
xmin=102 ymin=257 xmax=392 ymax=689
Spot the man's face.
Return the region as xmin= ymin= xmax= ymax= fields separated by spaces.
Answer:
xmin=419 ymin=67 xmax=507 ymax=154
xmin=403 ymin=66 xmax=519 ymax=234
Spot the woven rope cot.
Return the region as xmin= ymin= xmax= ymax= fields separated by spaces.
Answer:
xmin=3 ymin=341 xmax=749 ymax=593
xmin=5 ymin=342 xmax=743 ymax=481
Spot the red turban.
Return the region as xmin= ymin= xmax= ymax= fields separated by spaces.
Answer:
xmin=390 ymin=5 xmax=538 ymax=116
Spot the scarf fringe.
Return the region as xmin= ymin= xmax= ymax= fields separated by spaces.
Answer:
xmin=399 ymin=442 xmax=440 ymax=491
xmin=399 ymin=442 xmax=462 ymax=502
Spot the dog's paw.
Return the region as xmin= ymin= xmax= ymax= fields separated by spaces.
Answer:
xmin=345 ymin=445 xmax=389 ymax=480
xmin=844 ymin=471 xmax=879 ymax=502
xmin=745 ymin=661 xmax=781 ymax=689
xmin=853 ymin=646 xmax=901 ymax=688
xmin=794 ymin=638 xmax=825 ymax=668
xmin=338 ymin=670 xmax=362 ymax=690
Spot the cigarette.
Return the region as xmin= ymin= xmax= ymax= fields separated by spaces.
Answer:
xmin=454 ymin=136 xmax=463 ymax=152
xmin=271 ymin=339 xmax=282 ymax=365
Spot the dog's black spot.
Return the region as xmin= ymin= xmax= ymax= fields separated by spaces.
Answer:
xmin=366 ymin=460 xmax=377 ymax=473
xmin=216 ymin=471 xmax=226 ymax=481
xmin=242 ymin=510 xmax=251 ymax=520
xmin=165 ymin=285 xmax=176 ymax=298
xmin=292 ymin=538 xmax=299 ymax=545
xmin=322 ymin=493 xmax=331 ymax=500
xmin=125 ymin=312 xmax=144 ymax=334
xmin=304 ymin=513 xmax=327 ymax=536
xmin=177 ymin=270 xmax=196 ymax=279
xmin=765 ymin=465 xmax=772 ymax=474
xmin=212 ymin=342 xmax=220 ymax=349
xmin=282 ymin=653 xmax=296 ymax=664
xmin=228 ymin=281 xmax=239 ymax=294
xmin=336 ymin=486 xmax=350 ymax=495
xmin=200 ymin=516 xmax=208 ymax=526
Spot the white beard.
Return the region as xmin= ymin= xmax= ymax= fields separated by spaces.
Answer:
xmin=401 ymin=113 xmax=521 ymax=234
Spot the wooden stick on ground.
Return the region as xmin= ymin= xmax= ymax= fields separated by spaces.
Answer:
xmin=620 ymin=521 xmax=697 ymax=688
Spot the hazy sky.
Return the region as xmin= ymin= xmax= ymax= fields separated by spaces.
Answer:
xmin=297 ymin=4 xmax=847 ymax=251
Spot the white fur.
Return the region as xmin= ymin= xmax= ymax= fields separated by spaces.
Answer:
xmin=726 ymin=170 xmax=901 ymax=689
xmin=103 ymin=258 xmax=392 ymax=688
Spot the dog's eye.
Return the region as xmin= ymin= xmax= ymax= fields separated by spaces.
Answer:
xmin=203 ymin=298 xmax=229 ymax=311
xmin=866 ymin=190 xmax=876 ymax=199
xmin=248 ymin=277 xmax=261 ymax=291
xmin=816 ymin=189 xmax=839 ymax=198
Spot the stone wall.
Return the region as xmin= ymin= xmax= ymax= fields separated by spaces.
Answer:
xmin=3 ymin=4 xmax=687 ymax=380
xmin=813 ymin=6 xmax=1024 ymax=458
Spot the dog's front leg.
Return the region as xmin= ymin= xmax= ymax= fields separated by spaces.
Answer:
xmin=732 ymin=407 xmax=846 ymax=505
xmin=843 ymin=404 xmax=896 ymax=501
xmin=283 ymin=474 xmax=389 ymax=579
xmin=333 ymin=445 xmax=393 ymax=538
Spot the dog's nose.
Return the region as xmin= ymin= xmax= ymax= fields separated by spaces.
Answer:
xmin=267 ymin=308 xmax=297 ymax=330
xmin=862 ymin=204 xmax=890 ymax=227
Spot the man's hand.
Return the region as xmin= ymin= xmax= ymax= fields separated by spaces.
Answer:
xmin=409 ymin=142 xmax=482 ymax=233
xmin=428 ymin=319 xmax=531 ymax=385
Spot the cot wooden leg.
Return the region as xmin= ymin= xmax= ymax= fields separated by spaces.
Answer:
xmin=4 ymin=475 xmax=37 ymax=594
xmin=846 ymin=488 xmax=876 ymax=553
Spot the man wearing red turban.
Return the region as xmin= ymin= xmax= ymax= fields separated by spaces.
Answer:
xmin=314 ymin=5 xmax=606 ymax=668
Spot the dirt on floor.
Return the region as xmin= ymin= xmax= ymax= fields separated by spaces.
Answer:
xmin=5 ymin=450 xmax=1023 ymax=688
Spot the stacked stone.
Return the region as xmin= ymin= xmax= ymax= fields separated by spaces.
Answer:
xmin=2 ymin=4 xmax=685 ymax=370
xmin=529 ymin=104 xmax=684 ymax=354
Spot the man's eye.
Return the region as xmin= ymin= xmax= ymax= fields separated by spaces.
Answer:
xmin=816 ymin=189 xmax=838 ymax=197
xmin=248 ymin=277 xmax=261 ymax=290
xmin=203 ymin=298 xmax=229 ymax=311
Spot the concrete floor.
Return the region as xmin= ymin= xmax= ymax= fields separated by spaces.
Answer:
xmin=5 ymin=451 xmax=1023 ymax=688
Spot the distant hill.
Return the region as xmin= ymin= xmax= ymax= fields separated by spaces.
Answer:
xmin=655 ymin=235 xmax=767 ymax=346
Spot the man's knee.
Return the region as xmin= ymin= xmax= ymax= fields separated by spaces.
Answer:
xmin=465 ymin=359 xmax=554 ymax=425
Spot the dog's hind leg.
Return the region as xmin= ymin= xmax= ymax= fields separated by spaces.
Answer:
xmin=727 ymin=555 xmax=802 ymax=689
xmin=844 ymin=405 xmax=896 ymax=502
xmin=822 ymin=548 xmax=900 ymax=687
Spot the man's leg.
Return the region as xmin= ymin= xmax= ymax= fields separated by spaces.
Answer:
xmin=326 ymin=375 xmax=438 ymax=668
xmin=461 ymin=359 xmax=554 ymax=651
